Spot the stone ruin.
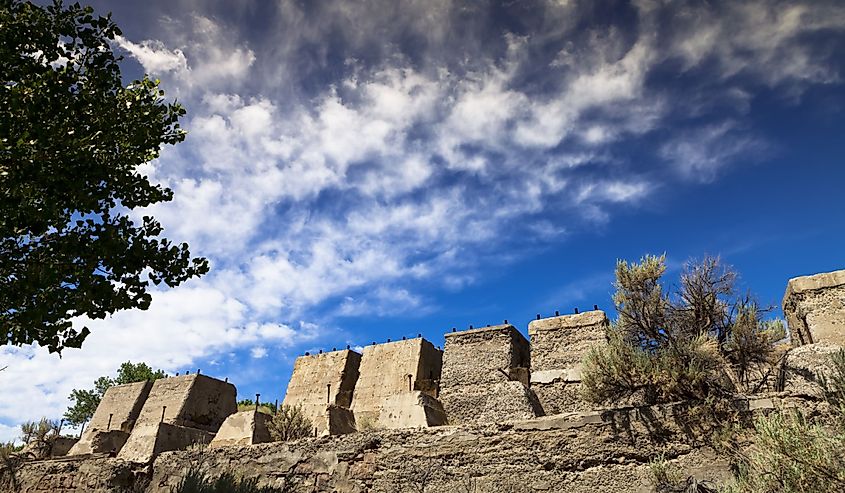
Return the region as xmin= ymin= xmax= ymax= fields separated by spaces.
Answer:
xmin=7 ymin=268 xmax=845 ymax=493
xmin=281 ymin=348 xmax=360 ymax=435
xmin=440 ymin=324 xmax=539 ymax=424
xmin=350 ymin=337 xmax=444 ymax=429
xmin=62 ymin=373 xmax=236 ymax=463
xmin=783 ymin=269 xmax=845 ymax=346
xmin=529 ymin=310 xmax=609 ymax=414
xmin=68 ymin=380 xmax=152 ymax=456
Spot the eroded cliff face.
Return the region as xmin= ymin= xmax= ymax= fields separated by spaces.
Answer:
xmin=4 ymin=394 xmax=830 ymax=493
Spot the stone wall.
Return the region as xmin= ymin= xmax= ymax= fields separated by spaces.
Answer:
xmin=440 ymin=324 xmax=540 ymax=424
xmin=529 ymin=310 xmax=609 ymax=415
xmin=351 ymin=338 xmax=442 ymax=428
xmin=6 ymin=396 xmax=809 ymax=493
xmin=282 ymin=349 xmax=361 ymax=435
xmin=783 ymin=269 xmax=845 ymax=346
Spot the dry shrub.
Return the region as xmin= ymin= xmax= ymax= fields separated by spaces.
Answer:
xmin=582 ymin=255 xmax=781 ymax=406
xmin=267 ymin=404 xmax=312 ymax=442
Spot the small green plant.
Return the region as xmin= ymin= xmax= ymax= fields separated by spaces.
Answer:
xmin=724 ymin=410 xmax=845 ymax=493
xmin=267 ymin=404 xmax=312 ymax=442
xmin=650 ymin=453 xmax=683 ymax=490
xmin=171 ymin=467 xmax=285 ymax=493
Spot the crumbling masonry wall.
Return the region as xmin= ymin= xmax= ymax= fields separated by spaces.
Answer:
xmin=783 ymin=269 xmax=845 ymax=347
xmin=351 ymin=338 xmax=445 ymax=429
xmin=529 ymin=310 xmax=609 ymax=414
xmin=282 ymin=349 xmax=361 ymax=435
xmin=440 ymin=324 xmax=540 ymax=424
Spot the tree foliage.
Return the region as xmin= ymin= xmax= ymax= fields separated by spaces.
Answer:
xmin=582 ymin=255 xmax=782 ymax=405
xmin=1 ymin=0 xmax=208 ymax=353
xmin=64 ymin=360 xmax=166 ymax=426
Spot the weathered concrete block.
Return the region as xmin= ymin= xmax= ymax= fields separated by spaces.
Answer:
xmin=282 ymin=349 xmax=361 ymax=435
xmin=210 ymin=411 xmax=272 ymax=448
xmin=117 ymin=374 xmax=235 ymax=463
xmin=376 ymin=391 xmax=447 ymax=429
xmin=351 ymin=338 xmax=442 ymax=428
xmin=529 ymin=310 xmax=609 ymax=415
xmin=118 ymin=422 xmax=215 ymax=463
xmin=783 ymin=269 xmax=845 ymax=346
xmin=326 ymin=405 xmax=357 ymax=435
xmin=440 ymin=324 xmax=539 ymax=424
xmin=69 ymin=380 xmax=153 ymax=456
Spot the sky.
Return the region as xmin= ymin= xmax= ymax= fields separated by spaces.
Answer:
xmin=1 ymin=0 xmax=845 ymax=442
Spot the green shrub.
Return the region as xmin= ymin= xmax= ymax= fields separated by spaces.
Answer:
xmin=171 ymin=468 xmax=285 ymax=493
xmin=724 ymin=411 xmax=845 ymax=493
xmin=267 ymin=404 xmax=312 ymax=441
xmin=582 ymin=255 xmax=779 ymax=406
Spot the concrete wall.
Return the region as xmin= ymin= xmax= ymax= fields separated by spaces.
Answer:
xmin=440 ymin=324 xmax=539 ymax=424
xmin=69 ymin=381 xmax=152 ymax=456
xmin=529 ymin=310 xmax=608 ymax=415
xmin=210 ymin=411 xmax=272 ymax=448
xmin=117 ymin=374 xmax=235 ymax=463
xmin=351 ymin=338 xmax=442 ymax=427
xmin=783 ymin=269 xmax=845 ymax=346
xmin=282 ymin=350 xmax=361 ymax=435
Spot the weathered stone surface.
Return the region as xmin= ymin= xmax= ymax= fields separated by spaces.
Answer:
xmin=781 ymin=342 xmax=844 ymax=397
xmin=117 ymin=374 xmax=235 ymax=463
xmin=351 ymin=338 xmax=442 ymax=428
xmin=0 ymin=457 xmax=144 ymax=492
xmin=50 ymin=438 xmax=79 ymax=457
xmin=529 ymin=310 xmax=609 ymax=415
xmin=283 ymin=350 xmax=361 ymax=435
xmin=783 ymin=269 xmax=845 ymax=346
xmin=441 ymin=325 xmax=539 ymax=424
xmin=118 ymin=422 xmax=215 ymax=464
xmin=326 ymin=405 xmax=357 ymax=436
xmin=376 ymin=391 xmax=447 ymax=429
xmin=210 ymin=411 xmax=272 ymax=448
xmin=69 ymin=381 xmax=152 ymax=456
xmin=5 ymin=396 xmax=826 ymax=493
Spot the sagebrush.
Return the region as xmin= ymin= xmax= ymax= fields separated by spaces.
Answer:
xmin=582 ymin=255 xmax=782 ymax=405
xmin=267 ymin=404 xmax=312 ymax=441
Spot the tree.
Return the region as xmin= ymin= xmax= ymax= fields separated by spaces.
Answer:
xmin=64 ymin=361 xmax=166 ymax=426
xmin=582 ymin=255 xmax=783 ymax=405
xmin=1 ymin=0 xmax=208 ymax=353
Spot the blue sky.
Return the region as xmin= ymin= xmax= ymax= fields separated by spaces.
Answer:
xmin=1 ymin=0 xmax=844 ymax=440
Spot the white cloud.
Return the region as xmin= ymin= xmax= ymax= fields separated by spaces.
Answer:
xmin=115 ymin=36 xmax=188 ymax=74
xmin=659 ymin=121 xmax=766 ymax=181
